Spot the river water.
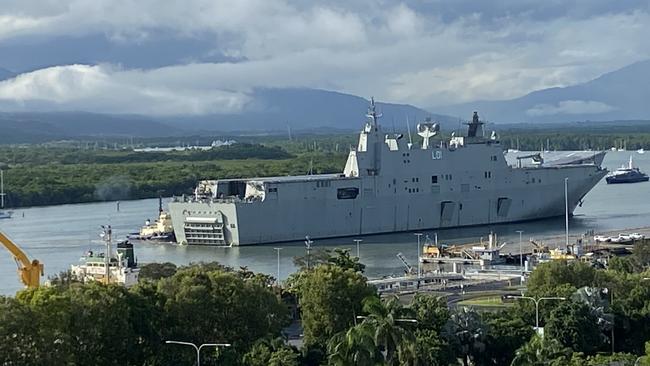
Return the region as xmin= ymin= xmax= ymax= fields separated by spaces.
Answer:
xmin=1 ymin=151 xmax=648 ymax=294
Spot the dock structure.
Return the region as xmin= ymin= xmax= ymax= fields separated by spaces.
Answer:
xmin=420 ymin=232 xmax=507 ymax=266
xmin=369 ymin=272 xmax=463 ymax=293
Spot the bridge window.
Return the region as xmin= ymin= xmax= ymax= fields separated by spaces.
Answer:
xmin=337 ymin=187 xmax=359 ymax=200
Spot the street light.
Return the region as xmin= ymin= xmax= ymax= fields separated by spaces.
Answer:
xmin=353 ymin=239 xmax=362 ymax=260
xmin=165 ymin=340 xmax=231 ymax=366
xmin=414 ymin=233 xmax=423 ymax=278
xmin=507 ymin=295 xmax=565 ymax=331
xmin=274 ymin=248 xmax=282 ymax=286
xmin=565 ymin=177 xmax=569 ymax=247
xmin=304 ymin=236 xmax=313 ymax=270
xmin=516 ymin=230 xmax=524 ymax=285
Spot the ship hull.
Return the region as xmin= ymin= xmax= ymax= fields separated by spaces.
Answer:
xmin=606 ymin=175 xmax=649 ymax=184
xmin=169 ymin=106 xmax=607 ymax=246
xmin=170 ymin=164 xmax=606 ymax=246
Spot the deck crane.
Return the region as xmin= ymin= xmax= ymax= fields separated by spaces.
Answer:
xmin=0 ymin=230 xmax=43 ymax=288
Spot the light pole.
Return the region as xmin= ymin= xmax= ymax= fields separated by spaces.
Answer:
xmin=414 ymin=233 xmax=423 ymax=278
xmin=507 ymin=295 xmax=565 ymax=331
xmin=165 ymin=340 xmax=231 ymax=366
xmin=354 ymin=239 xmax=362 ymax=260
xmin=605 ymin=280 xmax=650 ymax=355
xmin=274 ymin=248 xmax=282 ymax=286
xmin=304 ymin=236 xmax=313 ymax=270
xmin=565 ymin=177 xmax=569 ymax=247
xmin=516 ymin=230 xmax=524 ymax=285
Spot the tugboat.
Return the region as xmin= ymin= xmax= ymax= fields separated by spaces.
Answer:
xmin=606 ymin=156 xmax=649 ymax=184
xmin=71 ymin=225 xmax=140 ymax=287
xmin=127 ymin=197 xmax=175 ymax=242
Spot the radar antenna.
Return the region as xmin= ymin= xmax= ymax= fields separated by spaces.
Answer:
xmin=366 ymin=97 xmax=382 ymax=128
xmin=416 ymin=117 xmax=440 ymax=149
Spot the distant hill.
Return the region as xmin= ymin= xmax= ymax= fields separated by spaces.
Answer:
xmin=437 ymin=59 xmax=650 ymax=123
xmin=0 ymin=88 xmax=458 ymax=143
xmin=0 ymin=112 xmax=182 ymax=143
xmin=161 ymin=88 xmax=458 ymax=132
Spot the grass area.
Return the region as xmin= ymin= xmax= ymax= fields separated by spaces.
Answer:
xmin=457 ymin=296 xmax=513 ymax=307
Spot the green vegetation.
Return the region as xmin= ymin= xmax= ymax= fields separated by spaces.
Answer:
xmin=0 ymin=143 xmax=345 ymax=207
xmin=1 ymin=263 xmax=289 ymax=365
xmin=4 ymin=247 xmax=650 ymax=365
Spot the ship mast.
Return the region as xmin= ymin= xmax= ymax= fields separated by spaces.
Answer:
xmin=466 ymin=111 xmax=484 ymax=138
xmin=361 ymin=98 xmax=383 ymax=176
xmin=101 ymin=225 xmax=112 ymax=284
xmin=0 ymin=170 xmax=4 ymax=209
xmin=366 ymin=97 xmax=382 ymax=130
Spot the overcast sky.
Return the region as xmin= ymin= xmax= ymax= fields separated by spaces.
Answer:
xmin=0 ymin=0 xmax=648 ymax=115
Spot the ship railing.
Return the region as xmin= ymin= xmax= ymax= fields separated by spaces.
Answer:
xmin=172 ymin=195 xmax=242 ymax=204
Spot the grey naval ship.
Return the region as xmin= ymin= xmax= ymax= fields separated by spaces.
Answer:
xmin=169 ymin=100 xmax=607 ymax=246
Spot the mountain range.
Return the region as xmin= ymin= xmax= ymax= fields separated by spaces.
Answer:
xmin=1 ymin=59 xmax=649 ymax=142
xmin=0 ymin=88 xmax=453 ymax=142
xmin=437 ymin=59 xmax=650 ymax=123
xmin=160 ymin=88 xmax=457 ymax=132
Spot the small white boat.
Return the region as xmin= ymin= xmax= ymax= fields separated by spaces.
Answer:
xmin=638 ymin=148 xmax=645 ymax=154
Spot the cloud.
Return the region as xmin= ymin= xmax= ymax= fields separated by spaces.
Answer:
xmin=526 ymin=100 xmax=616 ymax=116
xmin=0 ymin=0 xmax=649 ymax=113
xmin=0 ymin=64 xmax=250 ymax=115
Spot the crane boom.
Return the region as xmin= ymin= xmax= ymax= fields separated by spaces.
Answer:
xmin=396 ymin=252 xmax=413 ymax=274
xmin=0 ymin=230 xmax=43 ymax=288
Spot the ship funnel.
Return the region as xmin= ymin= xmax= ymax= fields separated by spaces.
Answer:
xmin=417 ymin=120 xmax=439 ymax=149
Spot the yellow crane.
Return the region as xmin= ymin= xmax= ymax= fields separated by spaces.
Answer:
xmin=0 ymin=230 xmax=43 ymax=288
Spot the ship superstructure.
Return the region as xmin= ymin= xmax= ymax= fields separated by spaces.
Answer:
xmin=169 ymin=100 xmax=607 ymax=246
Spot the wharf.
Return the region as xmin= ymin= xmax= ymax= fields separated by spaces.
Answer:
xmin=499 ymin=226 xmax=650 ymax=257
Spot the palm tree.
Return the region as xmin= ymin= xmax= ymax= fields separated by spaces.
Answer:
xmin=327 ymin=322 xmax=383 ymax=366
xmin=510 ymin=334 xmax=572 ymax=366
xmin=444 ymin=307 xmax=487 ymax=366
xmin=362 ymin=295 xmax=417 ymax=365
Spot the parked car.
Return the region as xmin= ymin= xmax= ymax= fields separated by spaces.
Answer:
xmin=629 ymin=233 xmax=645 ymax=240
xmin=611 ymin=235 xmax=633 ymax=244
xmin=594 ymin=235 xmax=610 ymax=242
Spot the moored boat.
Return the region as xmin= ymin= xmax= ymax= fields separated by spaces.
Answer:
xmin=605 ymin=156 xmax=649 ymax=184
xmin=129 ymin=198 xmax=175 ymax=242
xmin=71 ymin=226 xmax=140 ymax=287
